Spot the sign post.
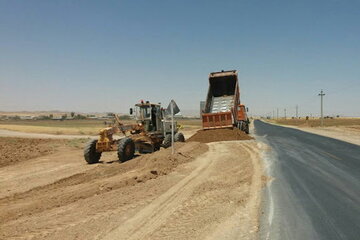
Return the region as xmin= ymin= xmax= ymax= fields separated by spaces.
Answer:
xmin=166 ymin=100 xmax=180 ymax=155
xmin=171 ymin=101 xmax=174 ymax=154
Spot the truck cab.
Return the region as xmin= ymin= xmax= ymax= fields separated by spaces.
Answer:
xmin=237 ymin=104 xmax=250 ymax=134
xmin=134 ymin=101 xmax=162 ymax=132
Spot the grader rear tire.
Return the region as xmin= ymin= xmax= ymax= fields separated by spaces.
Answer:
xmin=175 ymin=132 xmax=185 ymax=142
xmin=84 ymin=139 xmax=101 ymax=164
xmin=117 ymin=138 xmax=135 ymax=162
xmin=162 ymin=134 xmax=172 ymax=148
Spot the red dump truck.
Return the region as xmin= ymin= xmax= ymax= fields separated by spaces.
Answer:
xmin=201 ymin=70 xmax=250 ymax=133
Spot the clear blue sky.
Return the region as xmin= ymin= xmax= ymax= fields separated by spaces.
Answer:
xmin=1 ymin=0 xmax=359 ymax=117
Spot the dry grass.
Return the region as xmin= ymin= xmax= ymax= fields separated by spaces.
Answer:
xmin=0 ymin=120 xmax=133 ymax=135
xmin=178 ymin=119 xmax=202 ymax=130
xmin=273 ymin=118 xmax=360 ymax=128
xmin=0 ymin=119 xmax=202 ymax=135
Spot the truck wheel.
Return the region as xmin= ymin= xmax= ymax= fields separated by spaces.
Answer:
xmin=175 ymin=132 xmax=185 ymax=142
xmin=118 ymin=137 xmax=135 ymax=162
xmin=84 ymin=139 xmax=101 ymax=164
xmin=162 ymin=134 xmax=172 ymax=148
xmin=238 ymin=121 xmax=243 ymax=130
xmin=245 ymin=124 xmax=250 ymax=134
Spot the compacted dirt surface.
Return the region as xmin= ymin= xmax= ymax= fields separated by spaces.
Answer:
xmin=0 ymin=135 xmax=262 ymax=240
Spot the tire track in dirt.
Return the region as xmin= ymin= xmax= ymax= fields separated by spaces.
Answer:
xmin=0 ymin=149 xmax=95 ymax=198
xmin=0 ymin=139 xmax=262 ymax=240
xmin=102 ymin=144 xmax=217 ymax=240
xmin=206 ymin=142 xmax=262 ymax=239
xmin=0 ymin=142 xmax=208 ymax=240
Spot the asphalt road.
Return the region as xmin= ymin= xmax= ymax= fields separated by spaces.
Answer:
xmin=254 ymin=120 xmax=360 ymax=240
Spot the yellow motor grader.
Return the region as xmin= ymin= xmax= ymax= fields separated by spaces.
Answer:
xmin=84 ymin=101 xmax=185 ymax=164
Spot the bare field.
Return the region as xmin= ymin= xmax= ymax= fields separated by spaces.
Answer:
xmin=0 ymin=136 xmax=262 ymax=240
xmin=178 ymin=119 xmax=202 ymax=128
xmin=0 ymin=137 xmax=87 ymax=167
xmin=0 ymin=119 xmax=111 ymax=135
xmin=0 ymin=119 xmax=202 ymax=136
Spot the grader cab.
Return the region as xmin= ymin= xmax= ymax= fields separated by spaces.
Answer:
xmin=84 ymin=101 xmax=185 ymax=164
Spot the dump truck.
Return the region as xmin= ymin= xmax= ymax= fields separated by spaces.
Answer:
xmin=201 ymin=70 xmax=250 ymax=133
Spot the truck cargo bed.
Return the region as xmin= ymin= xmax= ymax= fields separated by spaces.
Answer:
xmin=210 ymin=96 xmax=234 ymax=113
xmin=202 ymin=70 xmax=240 ymax=129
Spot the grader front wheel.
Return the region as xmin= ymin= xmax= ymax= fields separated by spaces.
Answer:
xmin=84 ymin=139 xmax=102 ymax=164
xmin=117 ymin=138 xmax=135 ymax=162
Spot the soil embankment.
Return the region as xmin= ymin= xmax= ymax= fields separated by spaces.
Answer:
xmin=0 ymin=134 xmax=262 ymax=240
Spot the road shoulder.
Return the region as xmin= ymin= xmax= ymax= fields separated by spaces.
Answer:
xmin=261 ymin=120 xmax=360 ymax=146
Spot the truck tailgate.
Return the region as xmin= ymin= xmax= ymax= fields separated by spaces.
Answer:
xmin=202 ymin=112 xmax=233 ymax=129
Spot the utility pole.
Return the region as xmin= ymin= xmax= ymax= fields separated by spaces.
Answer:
xmin=318 ymin=90 xmax=325 ymax=127
xmin=277 ymin=108 xmax=279 ymax=119
xmin=284 ymin=108 xmax=287 ymax=119
xmin=296 ymin=105 xmax=299 ymax=118
xmin=273 ymin=110 xmax=275 ymax=119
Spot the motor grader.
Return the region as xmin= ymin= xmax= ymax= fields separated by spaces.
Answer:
xmin=84 ymin=101 xmax=185 ymax=164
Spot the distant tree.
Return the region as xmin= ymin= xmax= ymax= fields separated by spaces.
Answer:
xmin=49 ymin=114 xmax=53 ymax=119
xmin=38 ymin=115 xmax=50 ymax=120
xmin=71 ymin=112 xmax=75 ymax=118
xmin=61 ymin=114 xmax=67 ymax=120
xmin=75 ymin=114 xmax=86 ymax=120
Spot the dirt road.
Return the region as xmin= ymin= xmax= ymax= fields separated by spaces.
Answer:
xmin=0 ymin=140 xmax=262 ymax=240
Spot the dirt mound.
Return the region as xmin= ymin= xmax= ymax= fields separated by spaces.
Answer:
xmin=187 ymin=128 xmax=253 ymax=143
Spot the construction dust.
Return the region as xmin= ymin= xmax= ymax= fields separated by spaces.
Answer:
xmin=187 ymin=128 xmax=253 ymax=143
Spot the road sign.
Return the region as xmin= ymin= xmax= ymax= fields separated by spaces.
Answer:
xmin=166 ymin=100 xmax=180 ymax=116
xmin=166 ymin=100 xmax=180 ymax=154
